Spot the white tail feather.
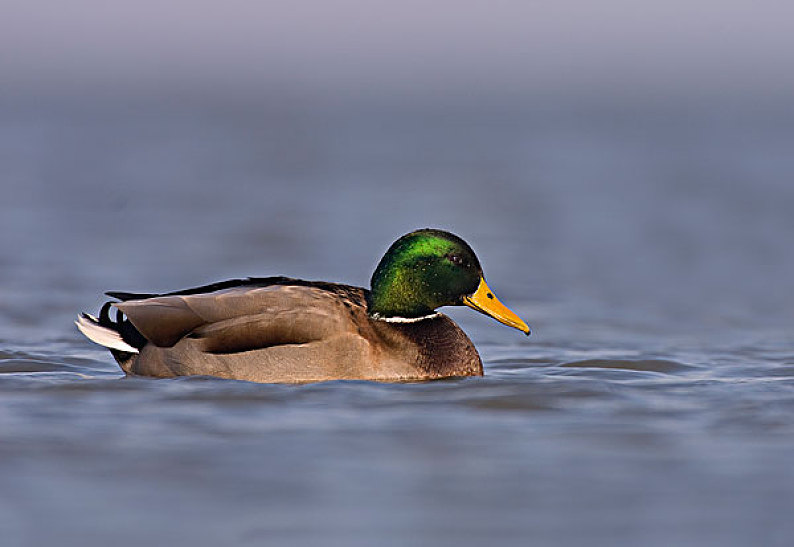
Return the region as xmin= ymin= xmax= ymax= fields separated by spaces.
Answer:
xmin=75 ymin=314 xmax=139 ymax=354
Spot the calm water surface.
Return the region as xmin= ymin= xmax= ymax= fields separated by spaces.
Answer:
xmin=1 ymin=99 xmax=793 ymax=546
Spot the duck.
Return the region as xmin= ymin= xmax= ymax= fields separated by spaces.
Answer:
xmin=76 ymin=229 xmax=530 ymax=383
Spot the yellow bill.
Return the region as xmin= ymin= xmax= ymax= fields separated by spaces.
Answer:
xmin=462 ymin=277 xmax=531 ymax=335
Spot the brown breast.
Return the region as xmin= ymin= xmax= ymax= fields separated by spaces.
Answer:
xmin=366 ymin=314 xmax=483 ymax=379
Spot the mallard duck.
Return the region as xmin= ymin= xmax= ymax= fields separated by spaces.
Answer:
xmin=77 ymin=229 xmax=530 ymax=383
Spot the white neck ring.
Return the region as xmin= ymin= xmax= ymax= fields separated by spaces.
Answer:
xmin=371 ymin=312 xmax=441 ymax=324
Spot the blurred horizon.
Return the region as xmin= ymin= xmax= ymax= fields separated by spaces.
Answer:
xmin=3 ymin=1 xmax=794 ymax=107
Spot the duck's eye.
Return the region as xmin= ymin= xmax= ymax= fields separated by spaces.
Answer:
xmin=449 ymin=255 xmax=464 ymax=266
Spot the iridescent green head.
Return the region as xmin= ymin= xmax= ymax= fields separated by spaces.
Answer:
xmin=369 ymin=229 xmax=530 ymax=335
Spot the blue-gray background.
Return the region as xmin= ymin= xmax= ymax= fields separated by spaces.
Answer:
xmin=1 ymin=2 xmax=793 ymax=546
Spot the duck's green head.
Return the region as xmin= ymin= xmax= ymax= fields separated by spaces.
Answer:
xmin=369 ymin=229 xmax=530 ymax=335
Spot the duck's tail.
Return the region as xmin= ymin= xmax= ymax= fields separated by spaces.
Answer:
xmin=75 ymin=302 xmax=145 ymax=372
xmin=76 ymin=314 xmax=139 ymax=353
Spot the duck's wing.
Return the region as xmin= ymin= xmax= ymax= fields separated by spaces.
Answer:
xmin=112 ymin=280 xmax=368 ymax=351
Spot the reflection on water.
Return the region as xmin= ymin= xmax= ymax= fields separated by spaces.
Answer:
xmin=1 ymin=98 xmax=793 ymax=546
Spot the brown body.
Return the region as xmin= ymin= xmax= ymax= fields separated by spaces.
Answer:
xmin=111 ymin=279 xmax=482 ymax=383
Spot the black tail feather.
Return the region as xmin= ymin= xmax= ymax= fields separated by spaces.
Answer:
xmin=99 ymin=301 xmax=148 ymax=351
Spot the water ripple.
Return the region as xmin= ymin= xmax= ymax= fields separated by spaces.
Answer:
xmin=558 ymin=358 xmax=696 ymax=374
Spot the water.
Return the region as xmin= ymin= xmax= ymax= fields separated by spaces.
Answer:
xmin=1 ymin=96 xmax=794 ymax=546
